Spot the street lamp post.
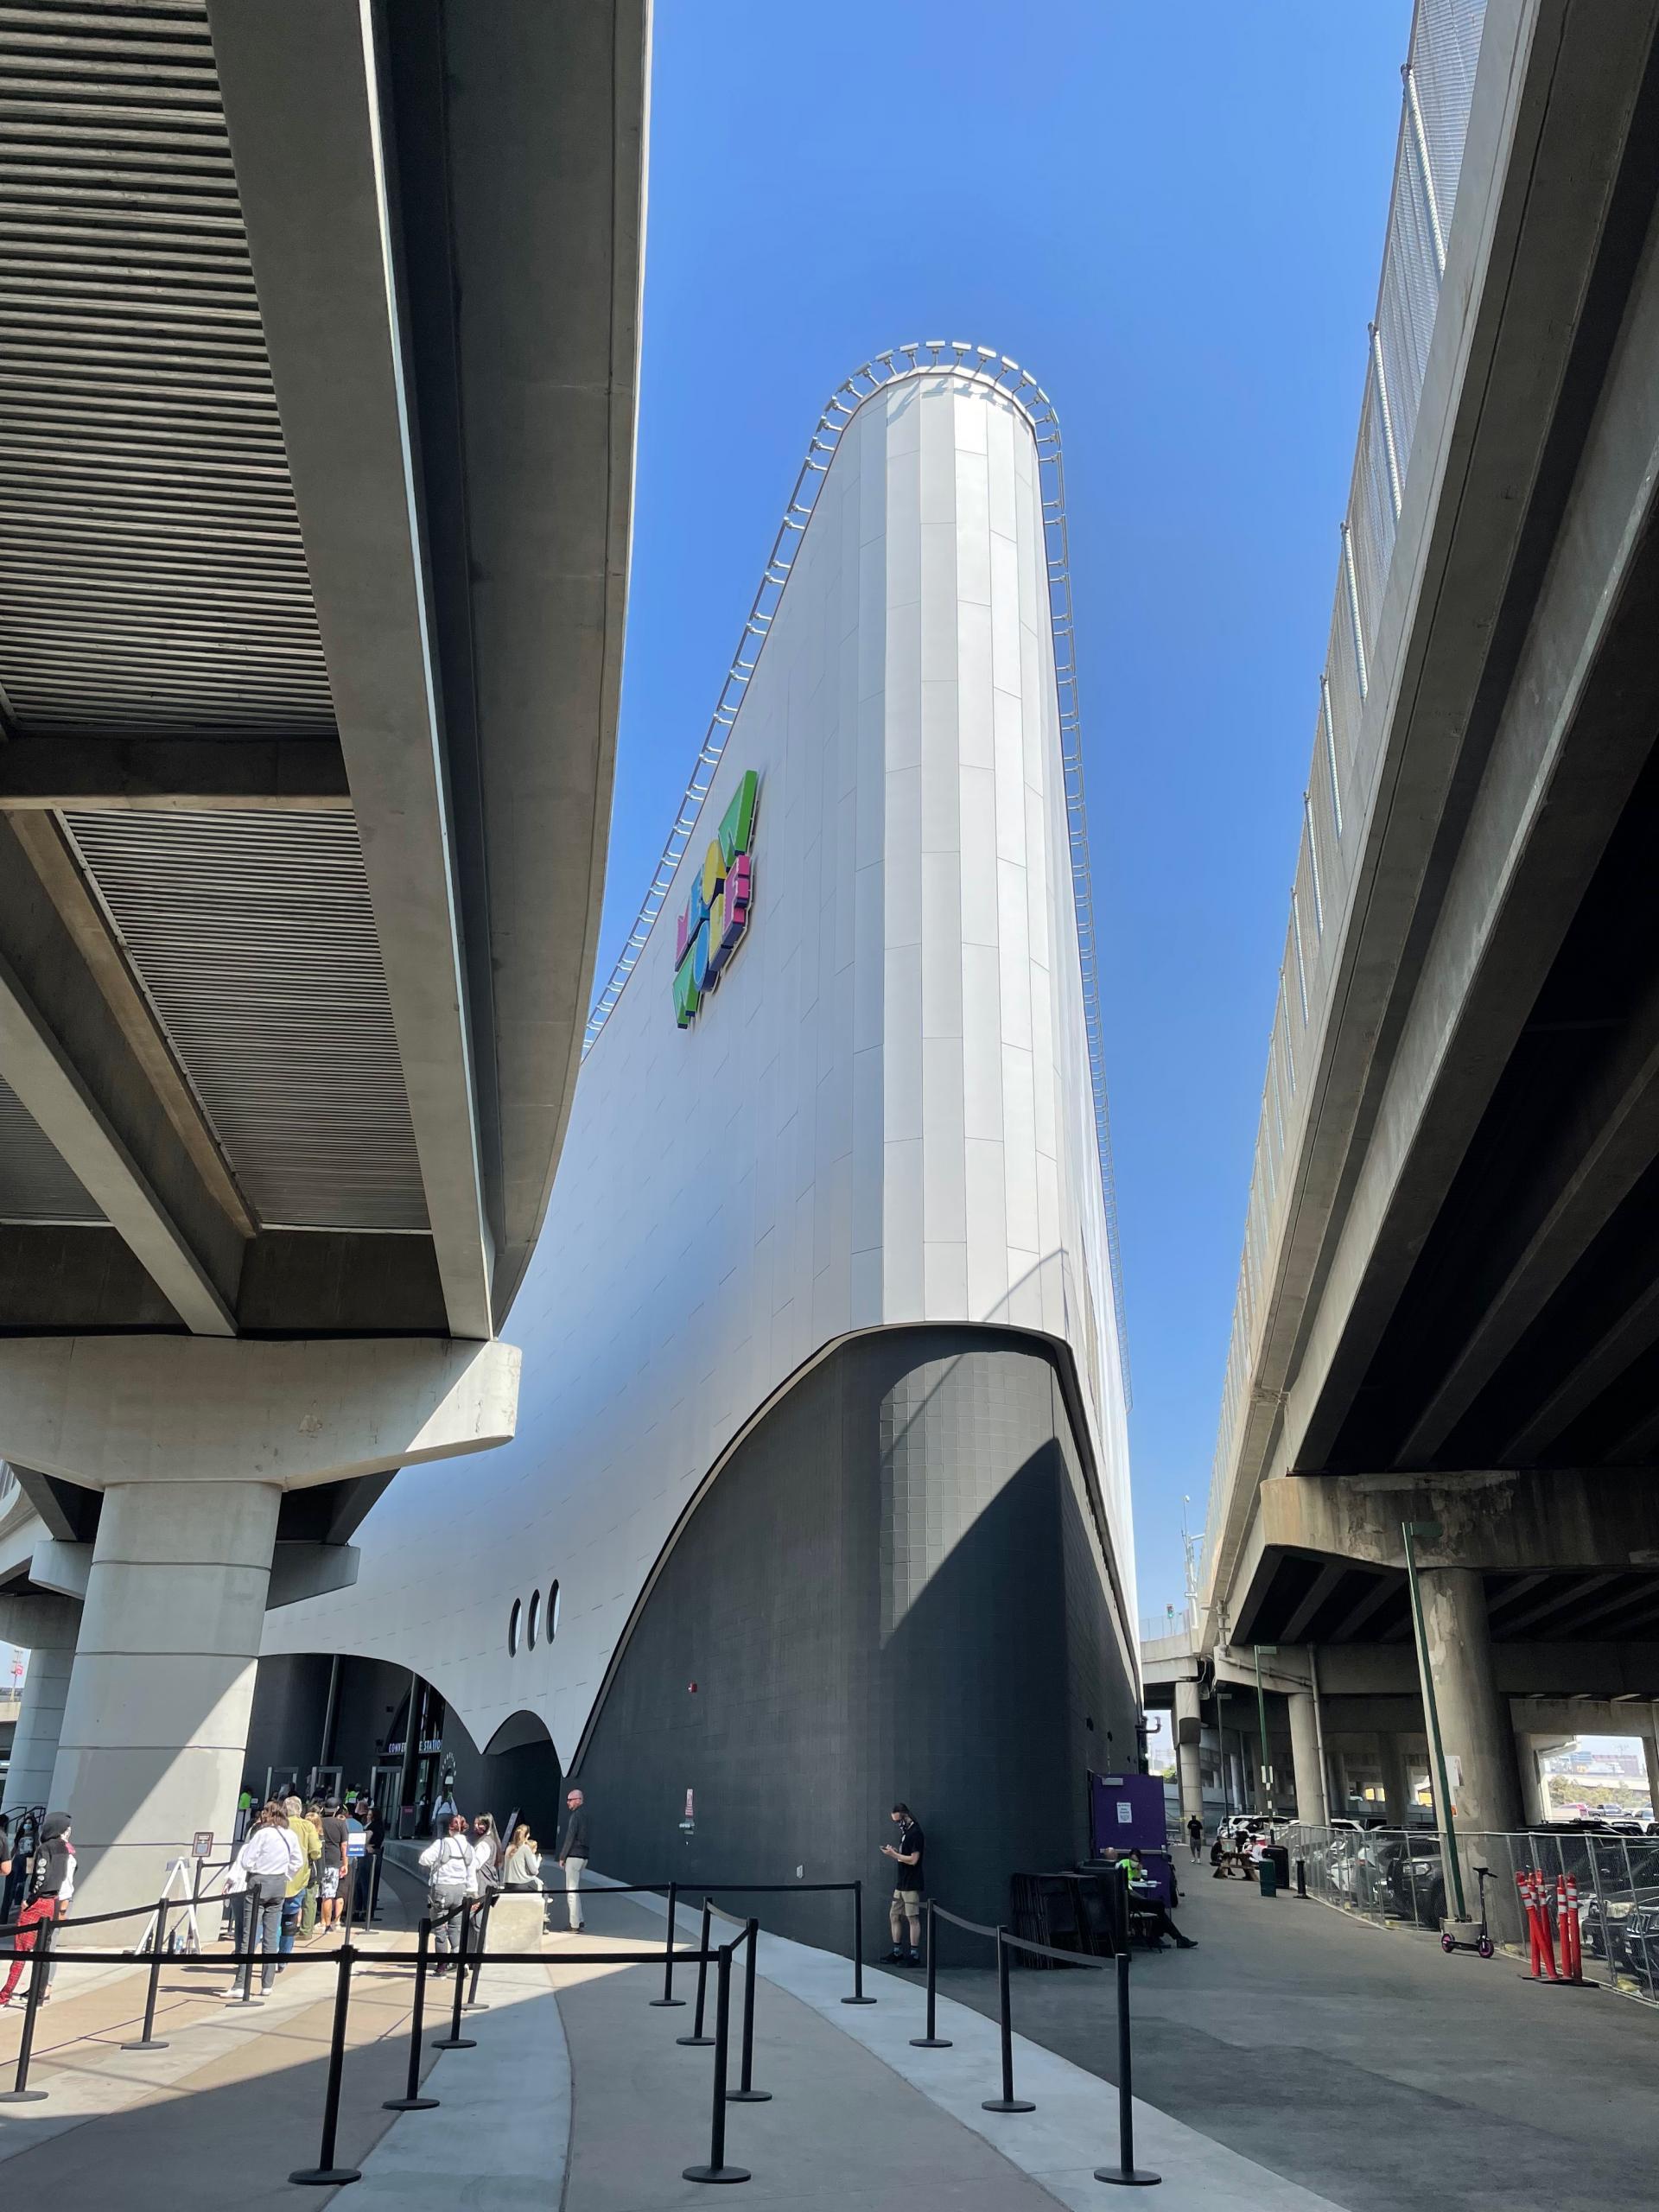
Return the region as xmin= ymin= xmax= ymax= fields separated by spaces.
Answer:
xmin=1402 ymin=1520 xmax=1467 ymax=1922
xmin=1254 ymin=1644 xmax=1277 ymax=1818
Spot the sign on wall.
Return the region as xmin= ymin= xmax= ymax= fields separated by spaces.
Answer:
xmin=672 ymin=770 xmax=759 ymax=1028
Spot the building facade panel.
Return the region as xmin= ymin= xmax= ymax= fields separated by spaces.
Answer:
xmin=262 ymin=369 xmax=1135 ymax=1861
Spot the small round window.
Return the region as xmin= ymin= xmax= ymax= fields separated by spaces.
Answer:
xmin=549 ymin=1579 xmax=561 ymax=1637
xmin=527 ymin=1587 xmax=541 ymax=1649
xmin=507 ymin=1598 xmax=522 ymax=1656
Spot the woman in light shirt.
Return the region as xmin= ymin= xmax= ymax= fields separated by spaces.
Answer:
xmin=224 ymin=1802 xmax=302 ymax=1996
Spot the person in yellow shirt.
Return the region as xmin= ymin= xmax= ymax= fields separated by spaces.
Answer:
xmin=279 ymin=1796 xmax=321 ymax=1961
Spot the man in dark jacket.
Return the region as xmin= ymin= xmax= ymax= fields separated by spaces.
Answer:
xmin=555 ymin=1788 xmax=588 ymax=1932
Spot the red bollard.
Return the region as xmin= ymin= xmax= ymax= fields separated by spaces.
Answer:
xmin=1561 ymin=1874 xmax=1582 ymax=1982
xmin=1517 ymin=1872 xmax=1541 ymax=1977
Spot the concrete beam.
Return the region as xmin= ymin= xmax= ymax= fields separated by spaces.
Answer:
xmin=1503 ymin=1277 xmax=1659 ymax=1459
xmin=1401 ymin=983 xmax=1659 ymax=1458
xmin=1260 ymin=1467 xmax=1659 ymax=1575
xmin=208 ymin=0 xmax=493 ymax=1341
xmin=0 ymin=736 xmax=350 ymax=811
xmin=29 ymin=1537 xmax=91 ymax=1602
xmin=1317 ymin=1640 xmax=1659 ymax=1699
xmin=1287 ymin=99 xmax=1659 ymax=1477
xmin=1204 ymin=0 xmax=1659 ymax=1608
xmin=0 ymin=1334 xmax=520 ymax=1490
xmin=0 ymin=932 xmax=236 ymax=1336
xmin=10 ymin=1462 xmax=99 ymax=1543
xmin=10 ymin=813 xmax=254 ymax=1240
xmin=267 ymin=1541 xmax=360 ymax=1610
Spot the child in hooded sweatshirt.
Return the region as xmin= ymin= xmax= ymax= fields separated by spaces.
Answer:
xmin=0 ymin=1809 xmax=74 ymax=2005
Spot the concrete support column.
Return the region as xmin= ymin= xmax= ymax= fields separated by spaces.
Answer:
xmin=1376 ymin=1733 xmax=1409 ymax=1827
xmin=1419 ymin=1567 xmax=1523 ymax=1836
xmin=0 ymin=1594 xmax=81 ymax=1813
xmin=1288 ymin=1692 xmax=1327 ymax=1826
xmin=51 ymin=1479 xmax=281 ymax=1925
xmin=1173 ymin=1681 xmax=1204 ymax=1828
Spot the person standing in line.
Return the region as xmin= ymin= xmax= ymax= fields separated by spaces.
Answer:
xmin=317 ymin=1799 xmax=350 ymax=1936
xmin=420 ymin=1812 xmax=477 ymax=1975
xmin=880 ymin=1802 xmax=925 ymax=1966
xmin=278 ymin=1796 xmax=316 ymax=1967
xmin=223 ymin=1803 xmax=301 ymax=1997
xmin=340 ymin=1800 xmax=367 ymax=1926
xmin=360 ymin=1797 xmax=386 ymax=1920
xmin=555 ymin=1788 xmax=588 ymax=1931
xmin=1185 ymin=1814 xmax=1204 ymax=1862
xmin=299 ymin=1800 xmax=326 ymax=1939
xmin=0 ymin=1810 xmax=74 ymax=2005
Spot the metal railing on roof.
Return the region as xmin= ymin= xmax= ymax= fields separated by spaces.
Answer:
xmin=582 ymin=340 xmax=1130 ymax=1398
xmin=1202 ymin=0 xmax=1487 ymax=1592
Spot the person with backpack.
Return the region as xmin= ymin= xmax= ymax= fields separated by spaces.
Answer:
xmin=420 ymin=1812 xmax=477 ymax=1974
xmin=0 ymin=1809 xmax=75 ymax=2005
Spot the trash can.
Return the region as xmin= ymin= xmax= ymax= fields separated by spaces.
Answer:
xmin=1262 ymin=1844 xmax=1291 ymax=1898
xmin=1258 ymin=1853 xmax=1279 ymax=1898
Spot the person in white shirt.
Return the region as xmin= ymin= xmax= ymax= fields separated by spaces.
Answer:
xmin=420 ymin=1813 xmax=477 ymax=1975
xmin=224 ymin=1802 xmax=303 ymax=1995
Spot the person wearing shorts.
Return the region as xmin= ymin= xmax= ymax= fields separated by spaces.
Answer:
xmin=881 ymin=1802 xmax=925 ymax=1966
xmin=318 ymin=1801 xmax=350 ymax=1932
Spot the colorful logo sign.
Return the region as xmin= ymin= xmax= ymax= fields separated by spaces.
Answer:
xmin=673 ymin=769 xmax=759 ymax=1028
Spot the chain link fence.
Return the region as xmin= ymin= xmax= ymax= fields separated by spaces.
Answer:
xmin=1287 ymin=1822 xmax=1659 ymax=2005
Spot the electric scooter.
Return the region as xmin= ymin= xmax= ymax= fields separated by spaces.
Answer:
xmin=1440 ymin=1863 xmax=1496 ymax=1959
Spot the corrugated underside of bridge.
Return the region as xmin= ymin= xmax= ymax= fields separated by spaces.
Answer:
xmin=0 ymin=2 xmax=428 ymax=1234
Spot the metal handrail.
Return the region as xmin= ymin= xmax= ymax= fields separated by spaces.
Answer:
xmin=580 ymin=339 xmax=1130 ymax=1399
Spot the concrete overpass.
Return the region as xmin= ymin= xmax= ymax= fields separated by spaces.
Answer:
xmin=0 ymin=0 xmax=648 ymax=1916
xmin=1190 ymin=0 xmax=1659 ymax=1852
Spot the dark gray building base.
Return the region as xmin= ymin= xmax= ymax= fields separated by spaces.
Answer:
xmin=245 ymin=1325 xmax=1134 ymax=1949
xmin=573 ymin=1325 xmax=1135 ymax=1954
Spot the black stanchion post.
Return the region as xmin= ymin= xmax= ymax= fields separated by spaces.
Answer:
xmin=982 ymin=1928 xmax=1035 ymax=2113
xmin=683 ymin=1942 xmax=751 ymax=2185
xmin=431 ymin=1902 xmax=477 ymax=2050
xmin=0 ymin=1910 xmax=53 ymax=2102
xmin=289 ymin=1940 xmax=363 ymax=2186
xmin=384 ymin=1916 xmax=441 ymax=2112
xmin=842 ymin=1878 xmax=875 ymax=2004
xmin=465 ymin=1890 xmax=493 ymax=2012
xmin=238 ymin=1911 xmax=262 ymax=2005
xmin=1295 ymin=1857 xmax=1307 ymax=1900
xmin=910 ymin=1898 xmax=952 ymax=2049
xmin=726 ymin=1918 xmax=770 ymax=2103
xmin=1095 ymin=1948 xmax=1161 ymax=2187
xmin=677 ymin=1897 xmax=716 ymax=2046
xmin=122 ymin=1891 xmax=172 ymax=2050
xmin=652 ymin=1879 xmax=686 ymax=2005
xmin=189 ymin=1856 xmax=204 ymax=1954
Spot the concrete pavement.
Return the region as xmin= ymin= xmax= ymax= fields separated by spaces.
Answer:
xmin=941 ymin=1863 xmax=1659 ymax=2212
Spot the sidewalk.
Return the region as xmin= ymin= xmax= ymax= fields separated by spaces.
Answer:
xmin=0 ymin=1869 xmax=1360 ymax=2209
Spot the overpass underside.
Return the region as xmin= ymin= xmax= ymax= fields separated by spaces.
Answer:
xmin=1194 ymin=0 xmax=1659 ymax=1863
xmin=0 ymin=0 xmax=646 ymax=1921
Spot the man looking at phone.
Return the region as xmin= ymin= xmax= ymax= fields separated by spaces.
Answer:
xmin=880 ymin=1802 xmax=925 ymax=1965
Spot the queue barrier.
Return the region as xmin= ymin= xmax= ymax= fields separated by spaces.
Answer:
xmin=3 ymin=1863 xmax=1161 ymax=2188
xmin=0 ymin=1866 xmax=872 ymax=2188
xmin=921 ymin=1898 xmax=1160 ymax=2186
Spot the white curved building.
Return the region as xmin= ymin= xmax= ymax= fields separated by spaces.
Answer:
xmin=253 ymin=353 xmax=1138 ymax=1925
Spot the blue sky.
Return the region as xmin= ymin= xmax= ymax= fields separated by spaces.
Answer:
xmin=598 ymin=0 xmax=1411 ymax=1626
